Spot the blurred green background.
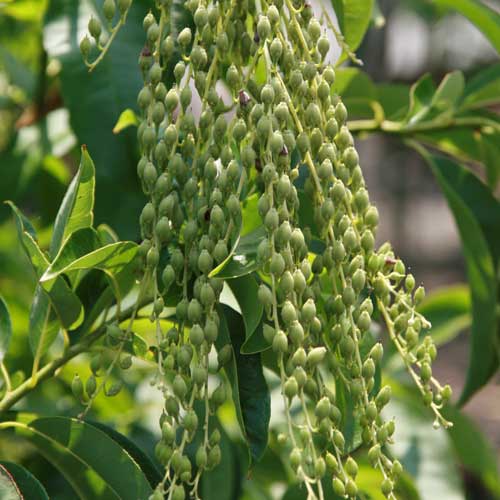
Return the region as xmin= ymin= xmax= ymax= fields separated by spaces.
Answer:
xmin=0 ymin=1 xmax=499 ymax=499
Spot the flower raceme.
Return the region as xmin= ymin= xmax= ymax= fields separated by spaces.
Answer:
xmin=80 ymin=1 xmax=452 ymax=499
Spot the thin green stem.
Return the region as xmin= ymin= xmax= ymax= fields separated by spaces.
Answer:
xmin=0 ymin=362 xmax=12 ymax=394
xmin=0 ymin=297 xmax=150 ymax=414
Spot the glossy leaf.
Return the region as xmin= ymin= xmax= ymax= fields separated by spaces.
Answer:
xmin=226 ymin=274 xmax=263 ymax=342
xmin=41 ymin=227 xmax=138 ymax=284
xmin=417 ymin=149 xmax=499 ymax=404
xmin=217 ymin=305 xmax=271 ymax=464
xmin=84 ymin=421 xmax=162 ymax=489
xmin=2 ymin=416 xmax=153 ymax=499
xmin=433 ymin=0 xmax=500 ymax=54
xmin=0 ymin=462 xmax=48 ymax=500
xmin=7 ymin=202 xmax=84 ymax=351
xmin=0 ymin=463 xmax=22 ymax=500
xmin=417 ymin=284 xmax=471 ymax=347
xmin=0 ymin=295 xmax=12 ymax=362
xmin=331 ymin=0 xmax=374 ymax=63
xmin=49 ymin=146 xmax=95 ymax=259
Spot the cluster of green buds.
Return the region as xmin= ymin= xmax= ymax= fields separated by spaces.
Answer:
xmin=80 ymin=0 xmax=452 ymax=499
xmin=80 ymin=0 xmax=133 ymax=71
xmin=72 ymin=322 xmax=134 ymax=416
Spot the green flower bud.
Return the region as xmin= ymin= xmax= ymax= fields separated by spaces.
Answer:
xmin=332 ymin=477 xmax=345 ymax=496
xmin=317 ymin=36 xmax=330 ymax=58
xmin=307 ymin=347 xmax=326 ymax=366
xmin=257 ymin=15 xmax=271 ymax=40
xmin=118 ymin=0 xmax=131 ymax=14
xmin=284 ymin=377 xmax=298 ymax=400
xmin=226 ymin=64 xmax=240 ymax=90
xmin=270 ymin=38 xmax=283 ymax=62
xmin=72 ymin=374 xmax=84 ymax=400
xmin=178 ymin=27 xmax=192 ymax=47
xmin=272 ymin=330 xmax=288 ymax=353
xmin=173 ymin=374 xmax=188 ymax=400
xmin=375 ymin=385 xmax=391 ymax=408
xmin=80 ymin=35 xmax=91 ymax=58
xmin=88 ymin=16 xmax=102 ymax=40
xmin=189 ymin=324 xmax=204 ymax=346
xmin=381 ymin=478 xmax=394 ymax=496
xmin=301 ymin=299 xmax=316 ymax=322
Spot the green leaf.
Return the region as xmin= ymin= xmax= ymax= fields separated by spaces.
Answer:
xmin=335 ymin=376 xmax=363 ymax=454
xmin=217 ymin=305 xmax=271 ymax=465
xmin=377 ymin=83 xmax=410 ymax=120
xmin=7 ymin=202 xmax=84 ymax=349
xmin=417 ymin=284 xmax=471 ymax=347
xmin=2 ymin=416 xmax=153 ymax=499
xmin=431 ymin=71 xmax=464 ymax=111
xmin=49 ymin=146 xmax=95 ymax=259
xmin=0 ymin=462 xmax=22 ymax=500
xmin=113 ymin=109 xmax=139 ymax=134
xmin=211 ymin=227 xmax=265 ymax=279
xmin=28 ymin=288 xmax=60 ymax=358
xmin=43 ymin=0 xmax=151 ymax=238
xmin=433 ymin=0 xmax=500 ymax=54
xmin=333 ymin=67 xmax=377 ymax=100
xmin=41 ymin=228 xmax=138 ymax=284
xmin=83 ymin=421 xmax=162 ymax=489
xmin=226 ymin=275 xmax=263 ymax=343
xmin=416 ymin=149 xmax=499 ymax=404
xmin=461 ymin=63 xmax=500 ymax=109
xmin=0 ymin=295 xmax=12 ymax=362
xmin=443 ymin=406 xmax=500 ymax=497
xmin=331 ymin=0 xmax=374 ymax=63
xmin=406 ymin=73 xmax=436 ymax=124
xmin=0 ymin=462 xmax=48 ymax=500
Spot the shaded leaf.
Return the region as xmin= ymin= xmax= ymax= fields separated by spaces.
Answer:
xmin=461 ymin=63 xmax=500 ymax=109
xmin=226 ymin=274 xmax=263 ymax=343
xmin=0 ymin=295 xmax=12 ymax=362
xmin=0 ymin=463 xmax=22 ymax=500
xmin=217 ymin=305 xmax=271 ymax=465
xmin=2 ymin=416 xmax=153 ymax=499
xmin=84 ymin=421 xmax=162 ymax=489
xmin=211 ymin=227 xmax=264 ymax=279
xmin=0 ymin=462 xmax=48 ymax=500
xmin=416 ymin=149 xmax=498 ymax=404
xmin=7 ymin=202 xmax=84 ymax=351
